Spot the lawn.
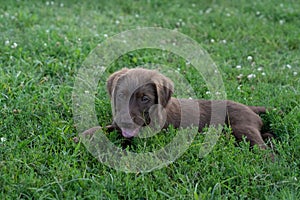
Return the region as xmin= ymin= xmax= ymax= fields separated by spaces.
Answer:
xmin=1 ymin=0 xmax=299 ymax=199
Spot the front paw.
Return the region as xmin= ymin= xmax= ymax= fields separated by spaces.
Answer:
xmin=73 ymin=125 xmax=120 ymax=143
xmin=73 ymin=126 xmax=102 ymax=143
xmin=82 ymin=126 xmax=102 ymax=137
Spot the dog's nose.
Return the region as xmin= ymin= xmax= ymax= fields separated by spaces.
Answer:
xmin=118 ymin=122 xmax=135 ymax=129
xmin=114 ymin=113 xmax=135 ymax=128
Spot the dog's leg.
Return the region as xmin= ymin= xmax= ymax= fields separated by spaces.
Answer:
xmin=82 ymin=126 xmax=102 ymax=137
xmin=248 ymin=106 xmax=266 ymax=114
xmin=82 ymin=125 xmax=119 ymax=136
xmin=232 ymin=126 xmax=268 ymax=149
xmin=73 ymin=124 xmax=119 ymax=143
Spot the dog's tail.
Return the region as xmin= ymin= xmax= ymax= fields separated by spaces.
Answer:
xmin=248 ymin=106 xmax=267 ymax=114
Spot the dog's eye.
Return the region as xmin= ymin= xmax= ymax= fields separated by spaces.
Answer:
xmin=117 ymin=92 xmax=125 ymax=99
xmin=141 ymin=95 xmax=150 ymax=103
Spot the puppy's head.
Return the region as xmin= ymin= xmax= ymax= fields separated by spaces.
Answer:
xmin=106 ymin=68 xmax=174 ymax=138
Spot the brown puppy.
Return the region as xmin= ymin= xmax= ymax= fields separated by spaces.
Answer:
xmin=104 ymin=68 xmax=271 ymax=149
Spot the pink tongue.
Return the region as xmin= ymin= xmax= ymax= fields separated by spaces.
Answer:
xmin=121 ymin=128 xmax=139 ymax=138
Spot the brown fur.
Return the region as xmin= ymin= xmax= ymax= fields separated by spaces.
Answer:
xmin=100 ymin=68 xmax=273 ymax=149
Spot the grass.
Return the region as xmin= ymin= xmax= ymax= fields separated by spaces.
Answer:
xmin=1 ymin=0 xmax=299 ymax=199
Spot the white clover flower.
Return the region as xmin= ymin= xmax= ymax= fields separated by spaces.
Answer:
xmin=247 ymin=56 xmax=253 ymax=61
xmin=247 ymin=73 xmax=256 ymax=80
xmin=237 ymin=85 xmax=242 ymax=90
xmin=221 ymin=39 xmax=227 ymax=44
xmin=5 ymin=40 xmax=10 ymax=45
xmin=261 ymin=72 xmax=266 ymax=76
xmin=205 ymin=8 xmax=212 ymax=14
xmin=11 ymin=42 xmax=18 ymax=48
xmin=256 ymin=11 xmax=261 ymax=16
xmin=84 ymin=90 xmax=90 ymax=94
xmin=279 ymin=19 xmax=285 ymax=25
xmin=237 ymin=74 xmax=243 ymax=79
xmin=104 ymin=34 xmax=108 ymax=38
xmin=236 ymin=65 xmax=242 ymax=69
xmin=210 ymin=38 xmax=215 ymax=43
xmin=115 ymin=20 xmax=120 ymax=25
xmin=60 ymin=3 xmax=64 ymax=7
xmin=46 ymin=1 xmax=50 ymax=5
xmin=286 ymin=64 xmax=292 ymax=69
xmin=205 ymin=91 xmax=211 ymax=95
xmin=98 ymin=66 xmax=106 ymax=71
xmin=226 ymin=13 xmax=231 ymax=17
xmin=135 ymin=14 xmax=139 ymax=18
xmin=0 ymin=137 xmax=6 ymax=142
xmin=293 ymin=72 xmax=298 ymax=76
xmin=192 ymin=3 xmax=196 ymax=7
xmin=257 ymin=67 xmax=263 ymax=71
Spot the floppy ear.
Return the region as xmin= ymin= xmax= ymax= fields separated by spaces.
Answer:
xmin=106 ymin=68 xmax=129 ymax=98
xmin=152 ymin=72 xmax=174 ymax=107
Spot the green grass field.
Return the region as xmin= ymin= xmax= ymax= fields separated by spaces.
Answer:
xmin=1 ymin=0 xmax=299 ymax=199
